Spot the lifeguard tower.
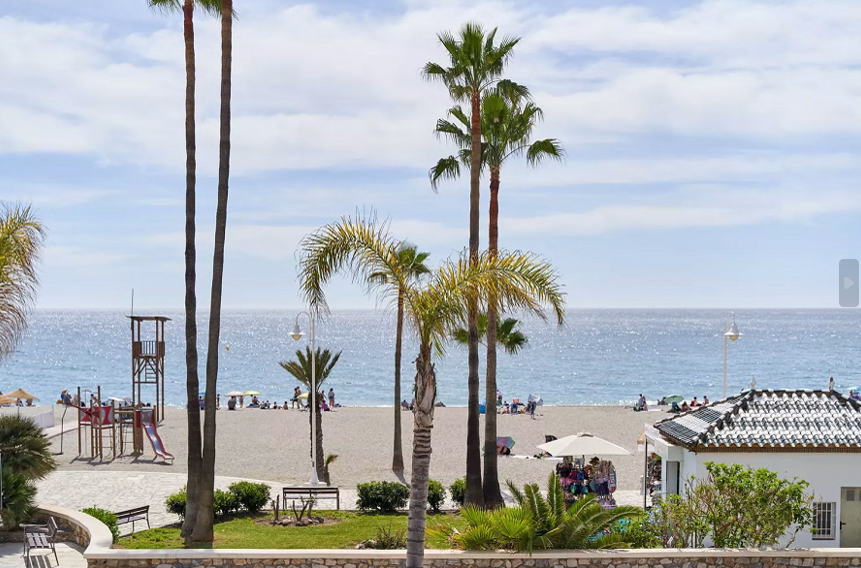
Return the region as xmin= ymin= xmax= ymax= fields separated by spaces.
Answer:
xmin=129 ymin=315 xmax=169 ymax=423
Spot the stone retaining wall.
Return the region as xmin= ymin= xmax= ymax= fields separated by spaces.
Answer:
xmin=84 ymin=550 xmax=861 ymax=568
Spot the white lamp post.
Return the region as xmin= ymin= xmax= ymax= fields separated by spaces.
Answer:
xmin=722 ymin=311 xmax=742 ymax=399
xmin=290 ymin=311 xmax=320 ymax=486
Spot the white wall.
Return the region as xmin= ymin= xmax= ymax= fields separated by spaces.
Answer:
xmin=686 ymin=452 xmax=861 ymax=548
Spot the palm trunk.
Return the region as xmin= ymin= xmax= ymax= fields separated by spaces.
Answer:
xmin=406 ymin=344 xmax=436 ymax=568
xmin=464 ymin=89 xmax=484 ymax=507
xmin=180 ymin=0 xmax=202 ymax=542
xmin=309 ymin=393 xmax=324 ymax=480
xmin=190 ymin=0 xmax=232 ymax=543
xmin=392 ymin=288 xmax=404 ymax=473
xmin=483 ymin=166 xmax=503 ymax=507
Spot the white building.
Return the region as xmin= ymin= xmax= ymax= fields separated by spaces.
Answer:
xmin=645 ymin=389 xmax=861 ymax=548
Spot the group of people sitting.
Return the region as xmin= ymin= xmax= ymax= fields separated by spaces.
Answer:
xmin=668 ymin=395 xmax=710 ymax=414
xmin=225 ymin=387 xmax=340 ymax=411
xmin=496 ymin=395 xmax=538 ymax=418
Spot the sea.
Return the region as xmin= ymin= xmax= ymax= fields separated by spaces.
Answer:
xmin=1 ymin=309 xmax=859 ymax=407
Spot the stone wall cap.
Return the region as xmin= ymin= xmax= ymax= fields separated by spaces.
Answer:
xmin=85 ymin=547 xmax=861 ymax=560
xmin=37 ymin=502 xmax=114 ymax=555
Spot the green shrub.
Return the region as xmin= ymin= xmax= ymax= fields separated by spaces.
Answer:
xmin=427 ymin=479 xmax=446 ymax=512
xmin=362 ymin=523 xmax=407 ymax=549
xmin=0 ymin=416 xmax=57 ymax=481
xmin=356 ymin=481 xmax=409 ymax=513
xmin=213 ymin=489 xmax=239 ymax=518
xmin=0 ymin=468 xmax=36 ymax=530
xmin=83 ymin=507 xmax=119 ymax=543
xmin=164 ymin=488 xmax=187 ymax=520
xmin=449 ymin=478 xmax=465 ymax=507
xmin=228 ymin=481 xmax=270 ymax=513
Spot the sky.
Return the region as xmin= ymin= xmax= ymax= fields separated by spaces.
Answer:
xmin=1 ymin=0 xmax=860 ymax=310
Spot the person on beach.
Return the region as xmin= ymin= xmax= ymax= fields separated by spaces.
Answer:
xmin=227 ymin=396 xmax=237 ymax=410
xmin=216 ymin=394 xmax=221 ymax=410
xmin=690 ymin=397 xmax=700 ymax=407
xmin=829 ymin=376 xmax=835 ymax=391
xmin=328 ymin=388 xmax=335 ymax=410
xmin=681 ymin=401 xmax=690 ymax=412
xmin=239 ymin=395 xmax=244 ymax=408
xmin=290 ymin=387 xmax=302 ymax=409
xmin=702 ymin=395 xmax=709 ymax=405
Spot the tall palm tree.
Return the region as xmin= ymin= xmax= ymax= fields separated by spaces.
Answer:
xmin=279 ymin=346 xmax=342 ymax=482
xmin=146 ymin=0 xmax=220 ymax=543
xmin=189 ymin=0 xmax=233 ymax=544
xmin=0 ymin=204 xmax=43 ymax=360
xmin=298 ymin=214 xmax=564 ymax=568
xmin=423 ymin=23 xmax=520 ymax=507
xmin=369 ymin=244 xmax=431 ymax=474
xmin=431 ymin=90 xmax=563 ymax=506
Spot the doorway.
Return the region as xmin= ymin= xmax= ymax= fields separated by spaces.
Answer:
xmin=840 ymin=487 xmax=861 ymax=547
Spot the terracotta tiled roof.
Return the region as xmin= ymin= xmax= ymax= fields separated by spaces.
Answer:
xmin=654 ymin=389 xmax=861 ymax=450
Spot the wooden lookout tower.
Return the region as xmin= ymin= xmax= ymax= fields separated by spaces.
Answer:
xmin=129 ymin=315 xmax=169 ymax=422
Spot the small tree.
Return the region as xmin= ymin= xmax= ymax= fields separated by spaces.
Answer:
xmin=279 ymin=347 xmax=341 ymax=482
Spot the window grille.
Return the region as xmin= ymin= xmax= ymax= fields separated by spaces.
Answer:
xmin=813 ymin=502 xmax=836 ymax=540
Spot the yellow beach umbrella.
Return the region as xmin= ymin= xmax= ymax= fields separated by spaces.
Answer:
xmin=244 ymin=390 xmax=260 ymax=396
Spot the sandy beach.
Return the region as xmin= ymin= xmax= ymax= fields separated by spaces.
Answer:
xmin=44 ymin=405 xmax=662 ymax=491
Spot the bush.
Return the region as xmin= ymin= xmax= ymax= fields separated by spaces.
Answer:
xmin=427 ymin=479 xmax=446 ymax=512
xmin=0 ymin=416 xmax=57 ymax=481
xmin=362 ymin=523 xmax=407 ymax=549
xmin=0 ymin=468 xmax=36 ymax=530
xmin=229 ymin=481 xmax=270 ymax=513
xmin=356 ymin=481 xmax=409 ymax=513
xmin=213 ymin=489 xmax=240 ymax=518
xmin=83 ymin=507 xmax=119 ymax=543
xmin=165 ymin=488 xmax=187 ymax=520
xmin=449 ymin=478 xmax=465 ymax=507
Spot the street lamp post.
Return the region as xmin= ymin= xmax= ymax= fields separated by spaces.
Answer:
xmin=722 ymin=311 xmax=742 ymax=399
xmin=290 ymin=311 xmax=320 ymax=486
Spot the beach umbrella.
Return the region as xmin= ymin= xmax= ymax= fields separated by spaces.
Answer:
xmin=496 ymin=436 xmax=515 ymax=449
xmin=5 ymin=388 xmax=39 ymax=401
xmin=244 ymin=390 xmax=260 ymax=396
xmin=663 ymin=394 xmax=684 ymax=404
xmin=297 ymin=393 xmax=309 ymax=400
xmin=527 ymin=394 xmax=544 ymax=406
xmin=224 ymin=391 xmax=244 ymax=397
xmin=537 ymin=432 xmax=631 ymax=458
xmin=0 ymin=395 xmax=13 ymax=406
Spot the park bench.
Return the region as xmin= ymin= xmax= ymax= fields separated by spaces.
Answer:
xmin=283 ymin=486 xmax=340 ymax=510
xmin=24 ymin=516 xmax=59 ymax=564
xmin=113 ymin=505 xmax=150 ymax=533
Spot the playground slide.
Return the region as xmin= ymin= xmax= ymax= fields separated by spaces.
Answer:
xmin=140 ymin=412 xmax=174 ymax=460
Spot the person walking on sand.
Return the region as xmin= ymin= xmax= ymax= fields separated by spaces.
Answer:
xmin=291 ymin=386 xmax=302 ymax=409
xmin=829 ymin=376 xmax=835 ymax=391
xmin=239 ymin=395 xmax=244 ymax=408
xmin=328 ymin=388 xmax=335 ymax=410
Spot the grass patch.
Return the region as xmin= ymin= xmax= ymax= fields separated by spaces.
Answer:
xmin=119 ymin=511 xmax=464 ymax=549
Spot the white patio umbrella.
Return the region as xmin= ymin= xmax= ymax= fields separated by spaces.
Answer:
xmin=537 ymin=432 xmax=631 ymax=458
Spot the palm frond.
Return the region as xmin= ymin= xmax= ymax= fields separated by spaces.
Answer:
xmin=526 ymin=138 xmax=565 ymax=166
xmin=429 ymin=156 xmax=462 ymax=191
xmin=278 ymin=346 xmax=342 ymax=390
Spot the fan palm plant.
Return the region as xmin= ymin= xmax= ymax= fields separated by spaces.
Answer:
xmin=0 ymin=416 xmax=56 ymax=481
xmin=453 ymin=312 xmax=527 ymax=355
xmin=0 ymin=204 xmax=44 ymax=360
xmin=368 ymin=244 xmax=431 ymax=474
xmin=146 ymin=0 xmax=220 ymax=544
xmin=298 ymin=213 xmax=564 ymax=568
xmin=441 ymin=473 xmax=643 ymax=552
xmin=432 ymin=89 xmax=563 ymax=506
xmin=0 ymin=467 xmax=37 ymax=530
xmin=423 ymin=22 xmax=521 ymax=508
xmin=279 ymin=347 xmax=342 ymax=482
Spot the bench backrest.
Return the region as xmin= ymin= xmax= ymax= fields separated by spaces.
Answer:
xmin=283 ymin=487 xmax=337 ymax=494
xmin=115 ymin=505 xmax=150 ymax=520
xmin=47 ymin=517 xmax=58 ymax=538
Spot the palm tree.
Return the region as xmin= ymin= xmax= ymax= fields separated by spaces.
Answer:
xmin=298 ymin=213 xmax=564 ymax=568
xmin=0 ymin=204 xmax=44 ymax=360
xmin=432 ymin=89 xmax=563 ymax=506
xmin=279 ymin=346 xmax=342 ymax=482
xmin=190 ymin=0 xmax=233 ymax=544
xmin=369 ymin=244 xmax=431 ymax=474
xmin=0 ymin=416 xmax=56 ymax=481
xmin=423 ymin=23 xmax=520 ymax=507
xmin=453 ymin=312 xmax=528 ymax=355
xmin=146 ymin=0 xmax=220 ymax=544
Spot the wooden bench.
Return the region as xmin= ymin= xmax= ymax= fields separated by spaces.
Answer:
xmin=283 ymin=486 xmax=340 ymax=510
xmin=113 ymin=505 xmax=150 ymax=533
xmin=24 ymin=516 xmax=59 ymax=564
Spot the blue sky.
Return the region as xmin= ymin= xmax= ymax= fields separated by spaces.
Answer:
xmin=1 ymin=0 xmax=859 ymax=310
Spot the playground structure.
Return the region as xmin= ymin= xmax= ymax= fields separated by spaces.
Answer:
xmin=129 ymin=315 xmax=169 ymax=423
xmin=72 ymin=314 xmax=173 ymax=461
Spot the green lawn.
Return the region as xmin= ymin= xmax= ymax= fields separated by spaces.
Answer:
xmin=119 ymin=511 xmax=465 ymax=549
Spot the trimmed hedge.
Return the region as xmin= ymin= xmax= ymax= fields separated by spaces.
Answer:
xmin=427 ymin=479 xmax=446 ymax=512
xmin=228 ymin=481 xmax=270 ymax=513
xmin=356 ymin=481 xmax=409 ymax=512
xmin=449 ymin=478 xmax=465 ymax=507
xmin=164 ymin=482 xmax=271 ymax=520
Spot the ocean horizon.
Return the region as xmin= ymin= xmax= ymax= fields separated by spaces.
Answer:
xmin=2 ymin=309 xmax=859 ymax=408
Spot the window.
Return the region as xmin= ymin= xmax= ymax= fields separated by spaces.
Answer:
xmin=813 ymin=502 xmax=836 ymax=540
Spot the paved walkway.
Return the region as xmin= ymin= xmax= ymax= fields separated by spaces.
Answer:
xmin=37 ymin=471 xmax=643 ymax=531
xmin=0 ymin=542 xmax=85 ymax=568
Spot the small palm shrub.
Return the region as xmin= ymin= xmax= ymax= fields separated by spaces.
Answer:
xmin=449 ymin=478 xmax=466 ymax=507
xmin=228 ymin=481 xmax=270 ymax=513
xmin=356 ymin=481 xmax=409 ymax=513
xmin=165 ymin=488 xmax=187 ymax=520
xmin=438 ymin=473 xmax=644 ymax=552
xmin=427 ymin=479 xmax=446 ymax=513
xmin=0 ymin=468 xmax=37 ymax=530
xmin=0 ymin=415 xmax=56 ymax=481
xmin=83 ymin=507 xmax=119 ymax=543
